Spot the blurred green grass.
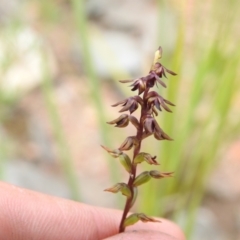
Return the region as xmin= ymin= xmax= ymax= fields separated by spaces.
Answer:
xmin=0 ymin=0 xmax=240 ymax=238
xmin=142 ymin=0 xmax=240 ymax=237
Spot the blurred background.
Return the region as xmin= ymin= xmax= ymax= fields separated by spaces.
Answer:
xmin=0 ymin=0 xmax=240 ymax=239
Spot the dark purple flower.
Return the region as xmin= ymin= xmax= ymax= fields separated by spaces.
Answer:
xmin=130 ymin=78 xmax=146 ymax=95
xmin=146 ymin=91 xmax=175 ymax=113
xmin=142 ymin=115 xmax=172 ymax=141
xmin=107 ymin=114 xmax=129 ymax=128
xmin=112 ymin=96 xmax=143 ymax=114
xmin=151 ymin=62 xmax=177 ymax=79
xmin=119 ymin=47 xmax=176 ymax=95
xmin=119 ymin=136 xmax=137 ymax=151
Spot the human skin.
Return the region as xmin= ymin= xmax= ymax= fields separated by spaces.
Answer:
xmin=0 ymin=182 xmax=185 ymax=240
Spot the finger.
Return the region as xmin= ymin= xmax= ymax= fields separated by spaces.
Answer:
xmin=105 ymin=230 xmax=181 ymax=240
xmin=0 ymin=182 xmax=185 ymax=240
xmin=126 ymin=218 xmax=184 ymax=239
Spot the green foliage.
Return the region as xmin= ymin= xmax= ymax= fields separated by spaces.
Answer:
xmin=140 ymin=0 xmax=240 ymax=238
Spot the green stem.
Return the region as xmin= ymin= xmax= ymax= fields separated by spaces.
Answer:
xmin=119 ymin=89 xmax=149 ymax=232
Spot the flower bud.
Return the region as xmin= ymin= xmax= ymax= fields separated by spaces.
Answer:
xmin=143 ymin=116 xmax=154 ymax=134
xmin=153 ymin=72 xmax=167 ymax=88
xmin=119 ymin=136 xmax=136 ymax=151
xmin=156 ymin=46 xmax=162 ymax=60
xmin=120 ymin=184 xmax=132 ymax=198
xmin=104 ymin=183 xmax=131 ymax=198
xmin=137 ymin=213 xmax=161 ymax=223
xmin=112 ymin=97 xmax=141 ymax=114
xmin=143 ymin=153 xmax=159 ymax=165
xmin=101 ymin=145 xmax=122 ymax=158
xmin=107 ymin=114 xmax=129 ymax=128
xmin=130 ymin=78 xmax=146 ymax=95
xmin=133 ymin=171 xmax=151 ymax=187
xmin=101 ymin=146 xmax=132 ymax=173
xmin=133 ymin=152 xmax=159 ymax=165
xmin=154 ymin=128 xmax=173 ymax=141
xmin=118 ymin=153 xmax=132 ymax=173
xmin=133 ymin=152 xmax=145 ymax=164
xmin=152 ymin=106 xmax=158 ymax=116
xmin=123 ymin=213 xmax=139 ymax=227
xmin=128 ymin=115 xmax=140 ymax=130
xmin=124 ymin=213 xmax=160 ymax=227
xmin=149 ymin=170 xmax=174 ymax=179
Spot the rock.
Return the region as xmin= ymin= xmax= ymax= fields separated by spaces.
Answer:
xmin=192 ymin=207 xmax=227 ymax=240
xmin=0 ymin=26 xmax=57 ymax=99
xmin=0 ymin=0 xmax=20 ymax=24
xmin=3 ymin=159 xmax=71 ymax=198
xmin=208 ymin=140 xmax=240 ymax=201
xmin=74 ymin=0 xmax=169 ymax=79
xmin=176 ymin=207 xmax=227 ymax=240
xmin=88 ymin=30 xmax=142 ymax=78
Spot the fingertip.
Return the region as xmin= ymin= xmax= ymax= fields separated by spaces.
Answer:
xmin=127 ymin=218 xmax=186 ymax=240
xmin=104 ymin=229 xmax=182 ymax=240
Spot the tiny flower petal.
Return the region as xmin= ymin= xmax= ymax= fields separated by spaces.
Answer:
xmin=152 ymin=106 xmax=159 ymax=116
xmin=143 ymin=153 xmax=159 ymax=165
xmin=119 ymin=79 xmax=134 ymax=83
xmin=154 ymin=128 xmax=173 ymax=141
xmin=150 ymin=47 xmax=177 ymax=79
xmin=161 ymin=102 xmax=172 ymax=112
xmin=146 ymin=91 xmax=174 ymax=113
xmin=101 ymin=145 xmax=122 ymax=158
xmin=133 ymin=95 xmax=144 ymax=105
xmin=153 ymin=72 xmax=167 ymax=88
xmin=149 ymin=170 xmax=174 ymax=179
xmin=104 ymin=183 xmax=131 ymax=198
xmin=130 ymin=78 xmax=146 ymax=95
xmin=165 ymin=67 xmax=177 ymax=76
xmin=119 ymin=101 xmax=137 ymax=113
xmin=119 ymin=136 xmax=136 ymax=151
xmin=154 ymin=130 xmax=165 ymax=140
xmin=164 ymin=99 xmax=175 ymax=106
xmin=153 ymin=47 xmax=162 ymax=63
xmin=134 ymin=152 xmax=159 ymax=165
xmin=128 ymin=115 xmax=140 ymax=130
xmin=145 ymin=75 xmax=156 ymax=88
xmin=162 ymin=131 xmax=173 ymax=141
xmin=137 ymin=213 xmax=161 ymax=223
xmin=112 ymin=97 xmax=142 ymax=114
xmin=107 ymin=114 xmax=129 ymax=127
xmin=104 ymin=183 xmax=122 ymax=193
xmin=101 ymin=146 xmax=132 ymax=172
xmin=124 ymin=213 xmax=160 ymax=227
xmin=143 ymin=116 xmax=157 ymax=134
